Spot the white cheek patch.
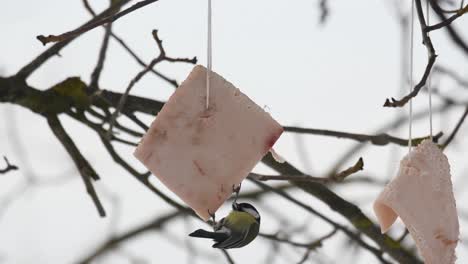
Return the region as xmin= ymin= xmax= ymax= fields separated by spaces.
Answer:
xmin=243 ymin=208 xmax=259 ymax=219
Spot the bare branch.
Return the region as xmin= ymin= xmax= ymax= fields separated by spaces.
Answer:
xmin=37 ymin=0 xmax=160 ymax=46
xmin=65 ymin=110 xmax=189 ymax=212
xmin=78 ymin=210 xmax=184 ymax=263
xmin=442 ymin=105 xmax=468 ymax=149
xmin=431 ymin=1 xmax=468 ymax=55
xmin=16 ymin=0 xmax=131 ymax=79
xmin=284 ymin=126 xmax=442 ymax=146
xmin=433 ymin=64 xmax=468 ymax=88
xmin=260 ymin=154 xmax=421 ymax=263
xmin=89 ymin=23 xmax=113 ymax=92
xmin=260 ymin=228 xmax=337 ymax=250
xmin=334 ymin=157 xmax=364 ymax=181
xmin=250 ymin=179 xmax=393 ymax=264
xmin=220 ymin=249 xmax=235 ymax=264
xmin=47 ymin=115 xmax=106 ymax=217
xmin=105 ymin=29 xmax=196 ymax=138
xmin=249 ymin=157 xmax=363 ymax=184
xmin=318 ymin=0 xmax=329 ymax=24
xmin=426 ymin=4 xmax=468 ymax=32
xmin=0 ymin=156 xmax=18 ymax=174
xmin=384 ymin=0 xmax=437 ymax=107
xmin=82 ymin=0 xmax=181 ymax=88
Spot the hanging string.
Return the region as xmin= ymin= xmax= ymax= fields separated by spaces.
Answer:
xmin=408 ymin=0 xmax=415 ymax=153
xmin=206 ymin=0 xmax=212 ymax=109
xmin=426 ymin=0 xmax=434 ymax=140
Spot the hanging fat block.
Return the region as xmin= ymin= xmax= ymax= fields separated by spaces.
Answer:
xmin=134 ymin=65 xmax=283 ymax=220
xmin=373 ymin=140 xmax=459 ymax=264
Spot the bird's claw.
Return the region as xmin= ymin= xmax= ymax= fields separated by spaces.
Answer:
xmin=232 ymin=182 xmax=242 ymax=205
xmin=232 ymin=183 xmax=241 ymax=194
xmin=208 ymin=209 xmax=216 ymax=230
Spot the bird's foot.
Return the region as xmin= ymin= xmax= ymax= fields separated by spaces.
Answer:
xmin=232 ymin=182 xmax=242 ymax=206
xmin=208 ymin=209 xmax=216 ymax=231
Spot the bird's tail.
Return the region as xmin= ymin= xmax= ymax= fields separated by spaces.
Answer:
xmin=189 ymin=229 xmax=227 ymax=241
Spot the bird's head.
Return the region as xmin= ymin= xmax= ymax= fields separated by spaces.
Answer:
xmin=233 ymin=202 xmax=260 ymax=223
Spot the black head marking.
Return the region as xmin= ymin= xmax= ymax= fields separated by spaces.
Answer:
xmin=234 ymin=202 xmax=260 ymax=222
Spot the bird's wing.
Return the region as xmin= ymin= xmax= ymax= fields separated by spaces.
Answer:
xmin=234 ymin=221 xmax=260 ymax=248
xmin=212 ymin=229 xmax=244 ymax=249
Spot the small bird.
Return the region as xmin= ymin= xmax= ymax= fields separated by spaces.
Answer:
xmin=189 ymin=185 xmax=260 ymax=249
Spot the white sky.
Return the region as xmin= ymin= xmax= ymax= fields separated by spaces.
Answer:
xmin=1 ymin=0 xmax=467 ymax=263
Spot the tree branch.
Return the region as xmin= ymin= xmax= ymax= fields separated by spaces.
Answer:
xmin=442 ymin=105 xmax=468 ymax=149
xmin=250 ymin=157 xmax=363 ymax=184
xmin=78 ymin=210 xmax=184 ymax=263
xmin=260 ymin=154 xmax=422 ymax=263
xmin=431 ymin=1 xmax=468 ymax=55
xmin=37 ymin=0 xmax=160 ymax=46
xmin=65 ymin=110 xmax=190 ymax=213
xmin=105 ymin=29 xmax=196 ymax=138
xmin=89 ymin=21 xmax=113 ymax=92
xmin=433 ymin=64 xmax=468 ymax=88
xmin=284 ymin=126 xmax=442 ymax=146
xmin=220 ymin=249 xmax=235 ymax=264
xmin=47 ymin=115 xmax=106 ymax=217
xmin=426 ymin=3 xmax=468 ymax=32
xmin=82 ymin=0 xmax=181 ymax=88
xmin=16 ymin=0 xmax=131 ymax=80
xmin=250 ymin=179 xmax=392 ymax=264
xmin=260 ymin=228 xmax=337 ymax=250
xmin=384 ymin=0 xmax=437 ymax=107
xmin=0 ymin=156 xmax=18 ymax=174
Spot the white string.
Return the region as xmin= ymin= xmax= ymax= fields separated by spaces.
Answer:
xmin=206 ymin=0 xmax=212 ymax=109
xmin=426 ymin=0 xmax=434 ymax=140
xmin=408 ymin=0 xmax=415 ymax=153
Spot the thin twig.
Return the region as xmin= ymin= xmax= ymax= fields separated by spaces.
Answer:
xmin=105 ymin=29 xmax=196 ymax=138
xmin=47 ymin=115 xmax=106 ymax=217
xmin=220 ymin=249 xmax=235 ymax=264
xmin=66 ymin=110 xmax=188 ymax=212
xmin=431 ymin=1 xmax=468 ymax=55
xmin=260 ymin=154 xmax=421 ymax=263
xmin=82 ymin=0 xmax=181 ymax=87
xmin=284 ymin=126 xmax=442 ymax=147
xmin=78 ymin=210 xmax=184 ymax=263
xmin=16 ymin=0 xmax=131 ymax=79
xmin=318 ymin=0 xmax=329 ymax=24
xmin=442 ymin=105 xmax=468 ymax=149
xmin=37 ymin=0 xmax=160 ymax=45
xmin=433 ymin=64 xmax=468 ymax=88
xmin=0 ymin=156 xmax=18 ymax=174
xmin=426 ymin=4 xmax=468 ymax=32
xmin=327 ymin=102 xmax=452 ymax=175
xmin=260 ymin=228 xmax=337 ymax=249
xmin=384 ymin=0 xmax=437 ymax=107
xmin=249 ymin=157 xmax=363 ymax=184
xmin=89 ymin=23 xmax=113 ymax=92
xmin=250 ymin=179 xmax=392 ymax=264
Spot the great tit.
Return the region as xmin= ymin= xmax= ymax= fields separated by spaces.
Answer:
xmin=189 ymin=186 xmax=260 ymax=249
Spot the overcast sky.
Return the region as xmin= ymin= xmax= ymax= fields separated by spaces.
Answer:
xmin=1 ymin=0 xmax=468 ymax=263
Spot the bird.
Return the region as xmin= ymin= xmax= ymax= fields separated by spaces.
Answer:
xmin=189 ymin=185 xmax=260 ymax=249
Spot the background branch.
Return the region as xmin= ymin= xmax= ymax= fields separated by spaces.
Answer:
xmin=37 ymin=0 xmax=160 ymax=45
xmin=284 ymin=126 xmax=442 ymax=146
xmin=47 ymin=115 xmax=106 ymax=217
xmin=0 ymin=156 xmax=18 ymax=174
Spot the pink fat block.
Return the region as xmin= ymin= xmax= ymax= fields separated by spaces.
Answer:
xmin=374 ymin=140 xmax=459 ymax=264
xmin=134 ymin=65 xmax=283 ymax=221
